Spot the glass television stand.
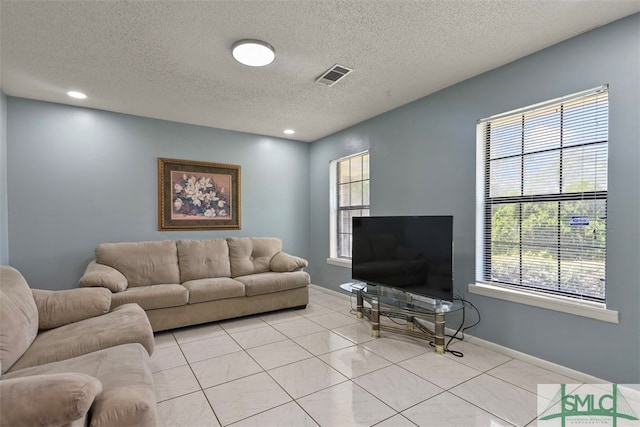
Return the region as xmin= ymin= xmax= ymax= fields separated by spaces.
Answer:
xmin=340 ymin=282 xmax=463 ymax=354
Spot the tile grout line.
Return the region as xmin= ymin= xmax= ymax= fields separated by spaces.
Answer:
xmin=175 ymin=330 xmax=225 ymax=427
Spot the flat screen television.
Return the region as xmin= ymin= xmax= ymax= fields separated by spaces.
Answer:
xmin=351 ymin=215 xmax=453 ymax=302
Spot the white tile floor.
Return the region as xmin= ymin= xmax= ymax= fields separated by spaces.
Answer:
xmin=153 ymin=285 xmax=583 ymax=426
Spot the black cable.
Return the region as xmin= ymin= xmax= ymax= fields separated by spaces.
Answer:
xmin=453 ymin=295 xmax=481 ymax=341
xmin=445 ymin=303 xmax=465 ymax=356
xmin=385 ymin=315 xmax=407 ymax=326
xmin=424 ymin=301 xmax=465 ymax=357
xmin=437 ymin=295 xmax=481 ymax=356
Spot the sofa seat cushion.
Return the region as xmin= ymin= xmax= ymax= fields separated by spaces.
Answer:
xmin=110 ymin=284 xmax=188 ymax=311
xmin=0 ymin=266 xmax=39 ymax=374
xmin=227 ymin=237 xmax=282 ymax=277
xmin=8 ymin=304 xmax=155 ymax=372
xmin=177 ymin=239 xmax=231 ymax=282
xmin=183 ymin=278 xmax=245 ymax=304
xmin=0 ymin=372 xmax=102 ymax=427
xmin=235 ymin=271 xmax=310 ymax=297
xmin=96 ymin=240 xmax=180 ymax=287
xmin=3 ymin=343 xmax=156 ymax=427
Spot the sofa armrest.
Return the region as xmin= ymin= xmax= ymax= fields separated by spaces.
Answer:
xmin=0 ymin=373 xmax=103 ymax=427
xmin=32 ymin=287 xmax=112 ymax=330
xmin=79 ymin=260 xmax=128 ymax=292
xmin=270 ymin=251 xmax=308 ymax=272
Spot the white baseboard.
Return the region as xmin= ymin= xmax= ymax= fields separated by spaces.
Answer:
xmin=461 ymin=333 xmax=606 ymax=384
xmin=309 ymin=283 xmax=351 ymax=300
xmin=309 ymin=283 xmax=606 ymax=384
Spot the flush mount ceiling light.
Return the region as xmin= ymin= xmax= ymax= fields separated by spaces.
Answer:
xmin=283 ymin=129 xmax=295 ymax=135
xmin=67 ymin=90 xmax=87 ymax=99
xmin=232 ymin=39 xmax=275 ymax=67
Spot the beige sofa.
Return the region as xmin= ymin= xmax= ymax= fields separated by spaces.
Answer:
xmin=79 ymin=237 xmax=310 ymax=332
xmin=0 ymin=265 xmax=157 ymax=427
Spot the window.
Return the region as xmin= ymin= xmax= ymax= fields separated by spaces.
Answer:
xmin=330 ymin=151 xmax=370 ymax=260
xmin=476 ymin=86 xmax=608 ymax=303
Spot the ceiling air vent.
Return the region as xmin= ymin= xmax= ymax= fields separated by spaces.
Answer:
xmin=316 ymin=64 xmax=353 ymax=87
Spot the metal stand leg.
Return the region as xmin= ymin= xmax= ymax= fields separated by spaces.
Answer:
xmin=356 ymin=290 xmax=363 ymax=319
xmin=435 ymin=311 xmax=445 ymax=354
xmin=372 ymin=297 xmax=380 ymax=338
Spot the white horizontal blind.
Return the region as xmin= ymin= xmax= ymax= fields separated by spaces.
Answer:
xmin=336 ymin=152 xmax=370 ymax=259
xmin=478 ymin=86 xmax=608 ymax=302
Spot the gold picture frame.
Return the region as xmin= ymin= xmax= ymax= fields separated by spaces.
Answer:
xmin=158 ymin=158 xmax=241 ymax=230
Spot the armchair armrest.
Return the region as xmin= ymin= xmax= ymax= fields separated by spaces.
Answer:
xmin=0 ymin=373 xmax=102 ymax=427
xmin=32 ymin=287 xmax=111 ymax=330
xmin=79 ymin=260 xmax=128 ymax=292
xmin=270 ymin=252 xmax=308 ymax=272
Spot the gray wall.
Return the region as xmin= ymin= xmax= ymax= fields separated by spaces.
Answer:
xmin=309 ymin=14 xmax=640 ymax=383
xmin=0 ymin=91 xmax=7 ymax=264
xmin=7 ymin=98 xmax=310 ymax=290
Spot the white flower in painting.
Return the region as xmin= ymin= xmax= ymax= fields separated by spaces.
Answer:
xmin=218 ymin=200 xmax=226 ymax=208
xmin=183 ymin=174 xmax=187 ymax=180
xmin=218 ymin=209 xmax=227 ymax=217
xmin=204 ymin=209 xmax=216 ymax=217
xmin=204 ymin=192 xmax=219 ymax=203
xmin=173 ymin=198 xmax=183 ymax=211
xmin=198 ymin=177 xmax=213 ymax=189
xmin=184 ymin=179 xmax=196 ymax=196
xmin=174 ymin=183 xmax=183 ymax=193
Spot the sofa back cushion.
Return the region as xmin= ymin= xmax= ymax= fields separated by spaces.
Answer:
xmin=95 ymin=241 xmax=180 ymax=287
xmin=227 ymin=237 xmax=282 ymax=278
xmin=0 ymin=266 xmax=39 ymax=374
xmin=177 ymin=239 xmax=231 ymax=282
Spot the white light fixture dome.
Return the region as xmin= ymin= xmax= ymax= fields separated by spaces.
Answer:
xmin=232 ymin=39 xmax=275 ymax=67
xmin=283 ymin=129 xmax=295 ymax=135
xmin=67 ymin=90 xmax=87 ymax=99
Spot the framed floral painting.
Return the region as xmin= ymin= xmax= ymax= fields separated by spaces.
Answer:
xmin=158 ymin=158 xmax=241 ymax=230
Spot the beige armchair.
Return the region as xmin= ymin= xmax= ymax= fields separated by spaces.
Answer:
xmin=0 ymin=265 xmax=157 ymax=426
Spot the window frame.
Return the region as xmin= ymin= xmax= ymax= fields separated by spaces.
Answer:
xmin=475 ymin=85 xmax=610 ymax=308
xmin=328 ymin=151 xmax=370 ymax=264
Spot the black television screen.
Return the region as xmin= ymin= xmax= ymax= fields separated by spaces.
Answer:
xmin=352 ymin=215 xmax=453 ymax=302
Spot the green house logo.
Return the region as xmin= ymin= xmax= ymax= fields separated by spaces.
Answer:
xmin=539 ymin=384 xmax=639 ymax=426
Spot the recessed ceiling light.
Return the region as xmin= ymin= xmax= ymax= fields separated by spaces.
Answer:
xmin=232 ymin=40 xmax=275 ymax=67
xmin=283 ymin=129 xmax=295 ymax=135
xmin=67 ymin=91 xmax=87 ymax=99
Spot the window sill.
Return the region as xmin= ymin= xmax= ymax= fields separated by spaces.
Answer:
xmin=326 ymin=258 xmax=352 ymax=268
xmin=468 ymin=282 xmax=618 ymax=324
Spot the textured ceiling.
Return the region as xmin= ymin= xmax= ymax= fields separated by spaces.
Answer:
xmin=1 ymin=1 xmax=639 ymax=142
